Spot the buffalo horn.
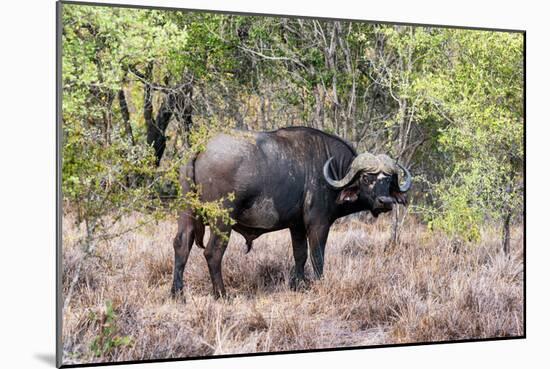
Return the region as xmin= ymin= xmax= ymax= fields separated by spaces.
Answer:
xmin=323 ymin=153 xmax=380 ymax=189
xmin=396 ymin=162 xmax=412 ymax=192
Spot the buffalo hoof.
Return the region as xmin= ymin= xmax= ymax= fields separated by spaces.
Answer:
xmin=211 ymin=290 xmax=231 ymax=301
xmin=289 ymin=276 xmax=311 ymax=291
xmin=170 ymin=286 xmax=186 ymax=302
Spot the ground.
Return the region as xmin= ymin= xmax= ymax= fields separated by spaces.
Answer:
xmin=61 ymin=211 xmax=524 ymax=365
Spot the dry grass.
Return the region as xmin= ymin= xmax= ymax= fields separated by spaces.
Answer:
xmin=61 ymin=211 xmax=524 ymax=365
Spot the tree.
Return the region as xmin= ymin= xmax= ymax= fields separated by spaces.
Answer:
xmin=424 ymin=30 xmax=524 ymax=251
xmin=61 ymin=5 xmax=233 ymax=309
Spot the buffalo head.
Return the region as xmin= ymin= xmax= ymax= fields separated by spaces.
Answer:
xmin=323 ymin=153 xmax=412 ymax=216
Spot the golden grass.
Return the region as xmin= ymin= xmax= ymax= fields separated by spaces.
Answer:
xmin=61 ymin=211 xmax=524 ymax=365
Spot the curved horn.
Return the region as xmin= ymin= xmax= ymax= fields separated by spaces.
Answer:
xmin=323 ymin=153 xmax=380 ymax=189
xmin=396 ymin=163 xmax=412 ymax=192
xmin=323 ymin=157 xmax=345 ymax=189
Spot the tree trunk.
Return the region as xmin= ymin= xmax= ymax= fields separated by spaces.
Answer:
xmin=118 ymin=88 xmax=135 ymax=146
xmin=313 ymin=84 xmax=325 ymax=129
xmin=142 ymin=62 xmax=171 ymax=166
xmin=387 ymin=206 xmax=400 ymax=251
xmin=502 ymin=210 xmax=512 ymax=255
xmin=178 ymin=85 xmax=194 ymax=148
xmin=266 ymin=91 xmax=272 ymax=130
xmin=502 ymin=164 xmax=516 ymax=256
xmin=259 ymin=95 xmax=266 ymax=130
xmin=141 ymin=64 xmax=195 ymax=165
xmin=146 ymin=99 xmax=172 ymax=166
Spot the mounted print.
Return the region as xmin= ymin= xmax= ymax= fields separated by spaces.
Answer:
xmin=57 ymin=1 xmax=525 ymax=367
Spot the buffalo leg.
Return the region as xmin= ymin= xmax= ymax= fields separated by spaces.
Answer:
xmin=171 ymin=212 xmax=195 ymax=298
xmin=307 ymin=224 xmax=330 ymax=279
xmin=289 ymin=226 xmax=309 ymax=290
xmin=204 ymin=223 xmax=232 ymax=299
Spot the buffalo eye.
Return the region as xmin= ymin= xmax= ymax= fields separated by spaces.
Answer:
xmin=360 ymin=173 xmax=376 ymax=185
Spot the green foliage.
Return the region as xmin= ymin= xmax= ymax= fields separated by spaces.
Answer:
xmin=90 ymin=300 xmax=133 ymax=357
xmin=63 ymin=123 xmax=158 ymax=220
xmin=429 ymin=177 xmax=483 ymax=243
xmin=61 ymin=3 xmax=524 ymax=247
xmin=62 ymin=4 xmax=236 ymax=242
xmin=423 ymin=30 xmax=524 ymax=240
xmin=183 ymin=184 xmax=236 ymax=241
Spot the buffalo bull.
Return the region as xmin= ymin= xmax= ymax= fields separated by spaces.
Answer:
xmin=171 ymin=126 xmax=411 ymax=298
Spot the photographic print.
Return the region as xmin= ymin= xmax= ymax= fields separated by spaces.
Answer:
xmin=57 ymin=1 xmax=525 ymax=366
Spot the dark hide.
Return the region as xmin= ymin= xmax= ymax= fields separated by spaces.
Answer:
xmin=171 ymin=127 xmax=410 ymax=298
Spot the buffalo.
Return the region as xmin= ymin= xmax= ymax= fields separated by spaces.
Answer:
xmin=171 ymin=126 xmax=411 ymax=298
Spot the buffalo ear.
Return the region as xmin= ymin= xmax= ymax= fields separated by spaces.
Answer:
xmin=336 ymin=186 xmax=360 ymax=204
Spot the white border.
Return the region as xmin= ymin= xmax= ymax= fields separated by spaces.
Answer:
xmin=1 ymin=0 xmax=547 ymax=368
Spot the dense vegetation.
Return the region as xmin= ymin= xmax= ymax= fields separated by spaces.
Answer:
xmin=62 ymin=4 xmax=523 ymax=247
